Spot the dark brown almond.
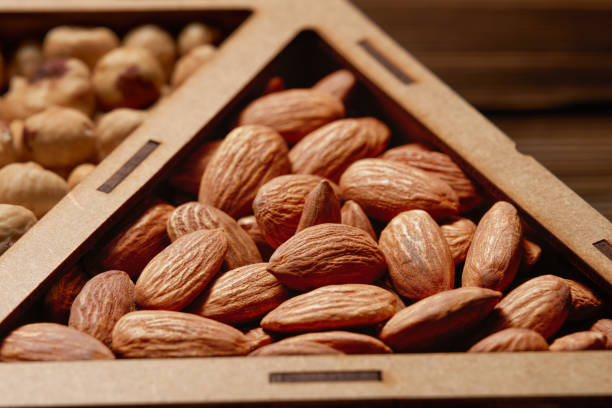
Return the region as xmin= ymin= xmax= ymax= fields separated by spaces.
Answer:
xmin=168 ymin=139 xmax=221 ymax=195
xmin=468 ymin=328 xmax=549 ymax=352
xmin=379 ymin=210 xmax=454 ymax=301
xmin=440 ymin=216 xmax=477 ymax=264
xmin=43 ymin=264 xmax=88 ymax=323
xmin=590 ymin=319 xmax=612 ymax=349
xmin=549 ymin=331 xmax=607 ymax=351
xmin=249 ymin=340 xmax=343 ymax=357
xmin=284 ymin=331 xmax=392 ymax=354
xmin=68 ymin=270 xmax=135 ymax=347
xmin=134 ymin=229 xmax=228 ymax=310
xmin=237 ymin=215 xmax=275 ymax=260
xmin=244 ymin=327 xmax=273 ymax=351
xmin=520 ymin=238 xmax=542 ymax=272
xmin=312 ymin=69 xmax=355 ymax=102
xmin=565 ymin=279 xmax=604 ymax=323
xmin=341 ymin=200 xmax=376 ymax=240
xmin=263 ymin=76 xmax=285 ymax=95
xmin=296 ymin=180 xmax=341 ymax=232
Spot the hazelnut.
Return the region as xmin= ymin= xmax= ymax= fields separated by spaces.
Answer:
xmin=23 ymin=106 xmax=95 ymax=168
xmin=0 ymin=120 xmax=17 ymax=168
xmin=124 ymin=24 xmax=176 ymax=80
xmin=8 ymin=119 xmax=29 ymax=161
xmin=0 ymin=204 xmax=37 ymax=256
xmin=9 ymin=41 xmax=44 ymax=79
xmin=177 ymin=22 xmax=220 ymax=56
xmin=67 ymin=163 xmax=95 ymax=189
xmin=95 ymin=108 xmax=147 ymax=160
xmin=171 ymin=44 xmax=216 ymax=88
xmin=43 ymin=26 xmax=119 ymax=70
xmin=0 ymin=162 xmax=68 ymax=217
xmin=93 ymin=47 xmax=164 ymax=110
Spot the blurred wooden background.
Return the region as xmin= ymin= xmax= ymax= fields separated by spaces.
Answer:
xmin=352 ymin=0 xmax=612 ymax=220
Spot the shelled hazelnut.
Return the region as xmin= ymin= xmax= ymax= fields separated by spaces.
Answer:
xmin=124 ymin=25 xmax=176 ymax=80
xmin=95 ymin=108 xmax=147 ymax=160
xmin=9 ymin=41 xmax=44 ymax=80
xmin=67 ymin=163 xmax=96 ymax=189
xmin=177 ymin=22 xmax=219 ymax=56
xmin=43 ymin=26 xmax=119 ymax=70
xmin=0 ymin=120 xmax=16 ymax=168
xmin=0 ymin=204 xmax=37 ymax=256
xmin=171 ymin=44 xmax=216 ymax=88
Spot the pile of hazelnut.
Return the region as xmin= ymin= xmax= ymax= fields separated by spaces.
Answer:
xmin=0 ymin=23 xmax=220 ymax=256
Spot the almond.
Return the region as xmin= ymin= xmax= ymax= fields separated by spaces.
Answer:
xmin=168 ymin=139 xmax=221 ymax=195
xmin=339 ymin=158 xmax=459 ymax=221
xmin=520 ymin=238 xmax=541 ymax=272
xmin=237 ymin=89 xmax=345 ymax=144
xmin=189 ymin=263 xmax=289 ymax=324
xmin=268 ymin=223 xmax=386 ymax=291
xmin=462 ymin=201 xmax=523 ymax=291
xmin=249 ymin=340 xmax=343 ymax=356
xmin=312 ymin=69 xmax=356 ymax=102
xmin=379 ymin=210 xmax=454 ymax=301
xmin=0 ymin=322 xmax=115 ymax=361
xmin=549 ymin=331 xmax=607 ymax=351
xmin=68 ymin=270 xmax=135 ymax=347
xmin=486 ymin=275 xmax=571 ymax=339
xmin=111 ymin=310 xmax=251 ymax=358
xmin=565 ymin=279 xmax=604 ymax=322
xmin=134 ymin=229 xmax=228 ymax=310
xmin=296 ymin=180 xmax=341 ymax=232
xmin=341 ymin=200 xmax=376 ymax=240
xmin=288 ymin=118 xmax=389 ymax=182
xmin=468 ymin=328 xmax=549 ymax=352
xmin=198 ymin=125 xmax=291 ymax=217
xmin=283 ymin=331 xmax=392 ymax=354
xmin=380 ymin=287 xmax=501 ymax=352
xmin=244 ymin=327 xmax=273 ymax=351
xmin=237 ymin=215 xmax=275 ymax=260
xmin=43 ymin=264 xmax=88 ymax=323
xmin=167 ymin=202 xmax=261 ymax=270
xmin=261 ymin=284 xmax=397 ymax=332
xmin=263 ymin=76 xmax=285 ymax=95
xmin=440 ymin=216 xmax=476 ymax=264
xmin=590 ymin=319 xmax=612 ymax=349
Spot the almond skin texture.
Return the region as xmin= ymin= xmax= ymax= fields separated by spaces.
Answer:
xmin=549 ymin=331 xmax=607 ymax=351
xmin=0 ymin=323 xmax=115 ymax=361
xmin=296 ymin=180 xmax=341 ymax=232
xmin=380 ymin=287 xmax=501 ymax=352
xmin=462 ymin=201 xmax=523 ymax=292
xmin=520 ymin=238 xmax=541 ymax=272
xmin=564 ymin=279 xmax=604 ymax=323
xmin=111 ymin=310 xmax=251 ymax=358
xmin=249 ymin=340 xmax=343 ymax=357
xmin=43 ymin=264 xmax=88 ymax=324
xmin=198 ymin=125 xmax=291 ymax=217
xmin=244 ymin=327 xmax=273 ymax=351
xmin=289 ymin=118 xmax=389 ymax=183
xmin=441 ymin=217 xmax=477 ymax=264
xmin=268 ymin=223 xmax=387 ymax=291
xmin=468 ymin=328 xmax=549 ymax=352
xmin=237 ymin=215 xmax=275 ymax=260
xmin=167 ymin=202 xmax=262 ymax=270
xmin=340 ymin=158 xmax=459 ymax=221
xmin=134 ymin=229 xmax=228 ymax=311
xmin=253 ymin=174 xmax=340 ymax=248
xmin=312 ymin=69 xmax=356 ymax=102
xmin=168 ymin=139 xmax=221 ymax=195
xmin=283 ymin=331 xmax=392 ymax=354
xmin=341 ymin=200 xmax=376 ymax=240
xmin=261 ymin=284 xmax=397 ymax=332
xmin=379 ymin=210 xmax=454 ymax=301
xmin=237 ymin=89 xmax=345 ymax=144
xmin=68 ymin=270 xmax=135 ymax=347
xmin=486 ymin=275 xmax=571 ymax=339
xmin=591 ymin=319 xmax=612 ymax=349
xmin=189 ymin=263 xmax=290 ymax=325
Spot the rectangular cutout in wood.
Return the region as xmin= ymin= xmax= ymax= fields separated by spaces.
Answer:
xmin=97 ymin=140 xmax=160 ymax=193
xmin=593 ymin=239 xmax=612 ymax=262
xmin=269 ymin=370 xmax=382 ymax=383
xmin=358 ymin=39 xmax=413 ymax=84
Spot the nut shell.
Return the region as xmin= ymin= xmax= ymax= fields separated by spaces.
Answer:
xmin=0 ymin=204 xmax=37 ymax=255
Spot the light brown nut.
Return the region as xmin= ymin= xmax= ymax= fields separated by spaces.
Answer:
xmin=341 ymin=200 xmax=376 ymax=240
xmin=340 ymin=158 xmax=459 ymax=221
xmin=379 ymin=210 xmax=454 ymax=301
xmin=237 ymin=89 xmax=345 ymax=144
xmin=68 ymin=270 xmax=135 ymax=347
xmin=67 ymin=163 xmax=95 ymax=189
xmin=23 ymin=106 xmax=95 ymax=168
xmin=289 ymin=118 xmax=390 ymax=182
xmin=171 ymin=44 xmax=216 ymax=88
xmin=177 ymin=22 xmax=220 ymax=56
xmin=468 ymin=328 xmax=549 ymax=352
xmin=382 ymin=144 xmax=482 ymax=211
xmin=261 ymin=284 xmax=397 ymax=332
xmin=565 ymin=279 xmax=604 ymax=323
xmin=249 ymin=341 xmax=343 ymax=357
xmin=440 ymin=216 xmax=476 ymax=264
xmin=199 ymin=125 xmax=291 ymax=217
xmin=283 ymin=331 xmax=392 ymax=354
xmin=43 ymin=264 xmax=88 ymax=324
xmin=549 ymin=331 xmax=607 ymax=351
xmin=93 ymin=47 xmax=164 ymax=110
xmin=189 ymin=263 xmax=289 ymax=325
xmin=8 ymin=120 xmax=27 ymax=161
xmin=124 ymin=24 xmax=177 ymax=80
xmin=0 ymin=204 xmax=37 ymax=256
xmin=169 ymin=139 xmax=221 ymax=196
xmin=312 ymin=69 xmax=356 ymax=102
xmin=135 ymin=229 xmax=228 ymax=310
xmin=263 ymin=76 xmax=285 ymax=95
xmin=253 ymin=174 xmax=340 ymax=248
xmin=296 ymin=180 xmax=341 ymax=232
xmin=9 ymin=41 xmax=44 ymax=79
xmin=380 ymin=287 xmax=501 ymax=352
xmin=95 ymin=201 xmax=174 ymax=279
xmin=487 ymin=275 xmax=571 ymax=339
xmin=237 ymin=215 xmax=275 ymax=261
xmin=244 ymin=327 xmax=273 ymax=351
xmin=590 ymin=319 xmax=612 ymax=349
xmin=95 ymin=108 xmax=147 ymax=160
xmin=0 ymin=120 xmax=17 ymax=167
xmin=268 ymin=223 xmax=386 ymax=291
xmin=462 ymin=201 xmax=523 ymax=291
xmin=111 ymin=310 xmax=251 ymax=358
xmin=0 ymin=162 xmax=68 ymax=217
xmin=166 ymin=202 xmax=261 ymax=270
xmin=0 ymin=322 xmax=115 ymax=361
xmin=520 ymin=238 xmax=541 ymax=272
xmin=43 ymin=26 xmax=119 ymax=69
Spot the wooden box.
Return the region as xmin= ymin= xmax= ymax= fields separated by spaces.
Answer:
xmin=0 ymin=0 xmax=611 ymax=406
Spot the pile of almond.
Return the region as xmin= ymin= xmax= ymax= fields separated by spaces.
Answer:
xmin=0 ymin=22 xmax=221 ymax=255
xmin=0 ymin=69 xmax=610 ymax=362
